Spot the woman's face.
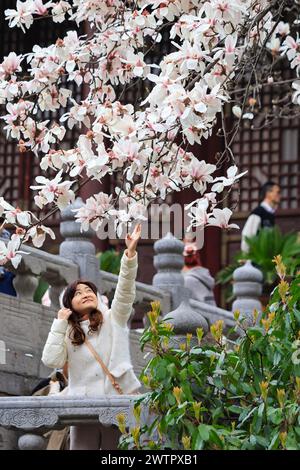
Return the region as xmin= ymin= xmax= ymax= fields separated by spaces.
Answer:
xmin=71 ymin=283 xmax=98 ymax=316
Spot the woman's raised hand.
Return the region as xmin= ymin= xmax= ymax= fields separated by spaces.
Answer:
xmin=125 ymin=223 xmax=142 ymax=258
xmin=57 ymin=307 xmax=73 ymax=320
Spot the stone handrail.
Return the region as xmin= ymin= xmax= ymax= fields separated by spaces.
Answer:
xmin=0 ymin=293 xmax=61 ymax=396
xmin=190 ymin=298 xmax=236 ymax=331
xmin=0 ymin=395 xmax=140 ymax=450
xmin=0 ymin=237 xmax=79 ymax=309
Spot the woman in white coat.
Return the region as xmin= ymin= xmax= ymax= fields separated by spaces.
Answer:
xmin=41 ymin=223 xmax=142 ymax=450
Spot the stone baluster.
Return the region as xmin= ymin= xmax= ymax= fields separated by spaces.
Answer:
xmin=152 ymin=233 xmax=208 ymax=335
xmin=9 ymin=245 xmax=78 ymax=307
xmin=18 ymin=433 xmax=47 ymax=450
xmin=232 ymin=260 xmax=263 ymax=323
xmin=59 ymin=197 xmax=102 ymax=291
xmin=166 ymin=288 xmax=209 ymax=336
xmin=12 ymin=270 xmax=39 ymax=301
xmin=42 ymin=270 xmax=69 ymax=311
xmin=152 ymin=232 xmax=186 ymax=310
xmin=10 ymin=252 xmax=40 ymax=301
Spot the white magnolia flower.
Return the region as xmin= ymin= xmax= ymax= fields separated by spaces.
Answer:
xmin=212 ymin=166 xmax=247 ymax=193
xmin=0 ymin=234 xmax=27 ymax=268
xmin=190 ymin=160 xmax=216 ymax=193
xmin=25 ymin=225 xmax=56 ymax=248
xmin=52 ymin=1 xmax=70 ymax=23
xmin=232 ymin=105 xmax=242 ymax=118
xmin=292 ymin=80 xmax=300 ymax=105
xmin=0 ymin=197 xmax=15 ymax=216
xmin=5 ymin=0 xmax=35 ymax=32
xmin=187 ymin=198 xmax=210 ymax=230
xmin=73 ymin=193 xmax=113 ymax=232
xmin=242 ymin=112 xmax=254 ymax=120
xmin=208 ymin=208 xmax=239 ymax=230
xmin=0 ymin=52 xmax=22 ymax=78
xmin=30 ymin=170 xmax=75 ymax=210
xmin=5 ymin=209 xmax=31 ymax=227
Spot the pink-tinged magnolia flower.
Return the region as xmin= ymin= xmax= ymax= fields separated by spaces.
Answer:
xmin=73 ymin=193 xmax=113 ymax=232
xmin=224 ymin=34 xmax=237 ymax=69
xmin=24 ymin=225 xmax=56 ymax=248
xmin=0 ymin=53 xmax=22 ymax=78
xmin=5 ymin=1 xmax=35 ymax=31
xmin=280 ymin=35 xmax=299 ymax=61
xmin=0 ymin=234 xmax=27 ymax=269
xmin=113 ymin=139 xmax=140 ymax=163
xmin=3 ymin=101 xmax=33 ymax=124
xmin=52 ymin=1 xmax=70 ymax=23
xmin=30 ymin=170 xmax=75 ymax=210
xmin=267 ymin=37 xmax=281 ymax=55
xmin=208 ymin=208 xmax=239 ymax=230
xmin=0 ymin=0 xmax=299 ymax=249
xmin=33 ymin=0 xmax=54 ymax=16
xmin=110 ymin=203 xmax=147 ymax=236
xmin=143 ymin=71 xmax=178 ymax=106
xmin=4 ymin=209 xmax=31 ymax=227
xmin=190 ymin=160 xmax=216 ymax=193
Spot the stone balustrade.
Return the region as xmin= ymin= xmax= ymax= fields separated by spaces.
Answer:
xmin=190 ymin=298 xmax=236 ymax=332
xmin=2 ymin=241 xmax=79 ymax=309
xmin=0 ymin=395 xmax=141 ymax=450
xmin=232 ymin=260 xmax=263 ymax=324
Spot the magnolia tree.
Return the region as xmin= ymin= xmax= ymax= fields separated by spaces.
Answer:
xmin=0 ymin=0 xmax=299 ymax=267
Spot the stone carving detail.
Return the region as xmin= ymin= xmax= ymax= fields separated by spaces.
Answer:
xmin=60 ymin=197 xmax=102 ymax=291
xmin=153 ymin=233 xmax=185 ymax=310
xmin=232 ymin=260 xmax=263 ymax=321
xmin=0 ymin=409 xmax=58 ymax=429
xmin=98 ymin=407 xmax=130 ymax=426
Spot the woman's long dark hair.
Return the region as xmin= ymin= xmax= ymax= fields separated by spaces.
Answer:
xmin=62 ymin=279 xmax=103 ymax=346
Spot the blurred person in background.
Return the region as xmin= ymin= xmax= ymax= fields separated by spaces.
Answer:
xmin=241 ymin=181 xmax=281 ymax=252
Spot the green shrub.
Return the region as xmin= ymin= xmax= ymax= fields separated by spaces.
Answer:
xmin=97 ymin=249 xmax=122 ymax=274
xmin=33 ymin=278 xmax=49 ymax=304
xmin=119 ymin=259 xmax=300 ymax=450
xmin=217 ymin=227 xmax=300 ymax=302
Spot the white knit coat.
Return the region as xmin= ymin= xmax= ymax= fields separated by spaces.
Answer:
xmin=41 ymin=252 xmax=141 ymax=396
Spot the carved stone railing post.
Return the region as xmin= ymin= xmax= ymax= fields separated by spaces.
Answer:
xmin=166 ymin=287 xmax=209 ymax=335
xmin=152 ymin=232 xmax=186 ymax=310
xmin=232 ymin=260 xmax=263 ymax=322
xmin=152 ymin=233 xmax=209 ymax=335
xmin=18 ymin=433 xmax=47 ymax=450
xmin=13 ymin=270 xmax=39 ymax=301
xmin=42 ymin=270 xmax=70 ymax=311
xmin=59 ymin=197 xmax=102 ymax=291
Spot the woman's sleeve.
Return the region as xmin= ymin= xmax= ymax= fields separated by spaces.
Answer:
xmin=41 ymin=319 xmax=68 ymax=369
xmin=110 ymin=251 xmax=138 ymax=328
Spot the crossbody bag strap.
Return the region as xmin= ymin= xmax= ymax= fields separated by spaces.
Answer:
xmin=84 ymin=339 xmax=123 ymax=395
